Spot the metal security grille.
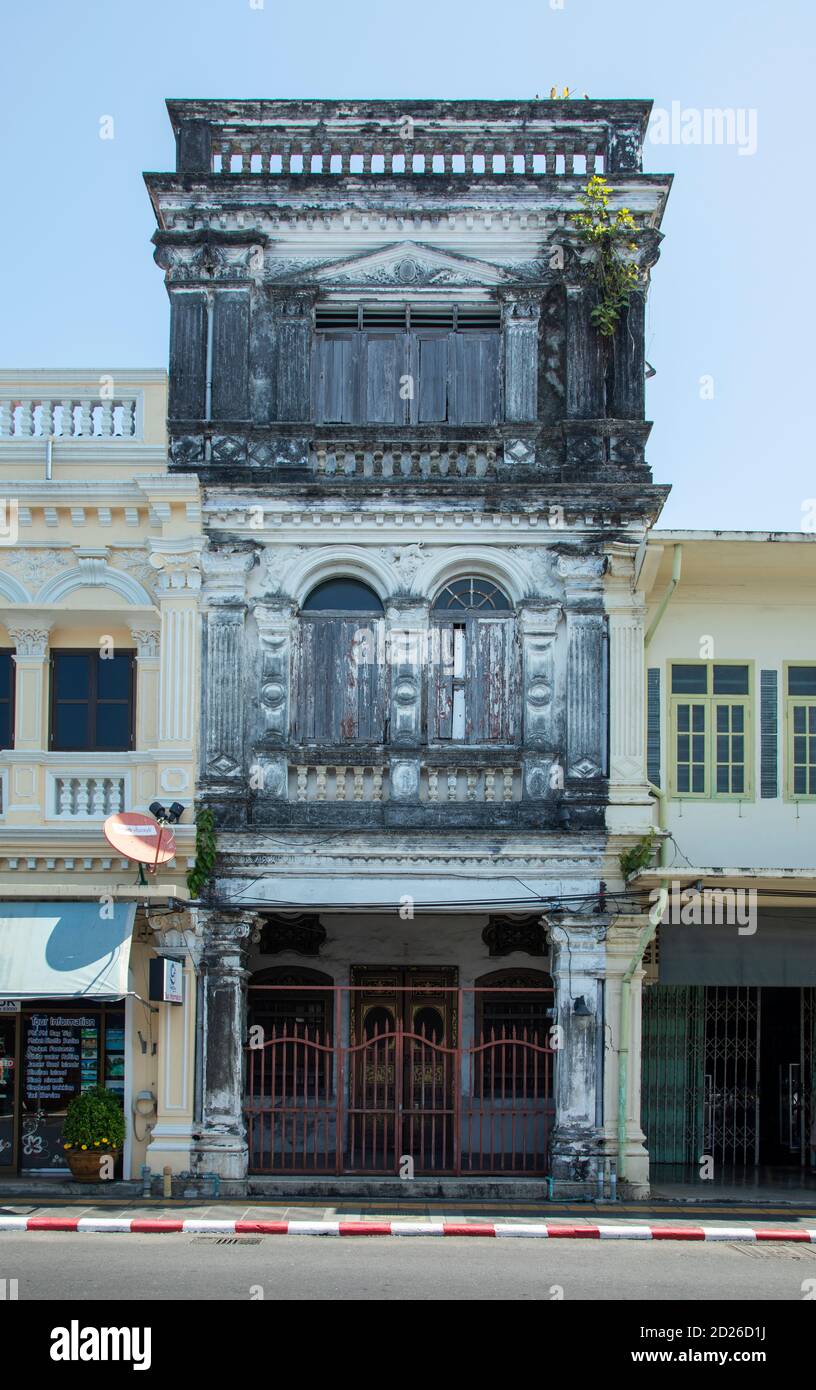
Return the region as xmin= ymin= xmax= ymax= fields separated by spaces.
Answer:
xmin=244 ymin=981 xmax=554 ymax=1175
xmin=642 ymin=985 xmax=762 ymax=1167
xmin=702 ymin=986 xmax=760 ymax=1165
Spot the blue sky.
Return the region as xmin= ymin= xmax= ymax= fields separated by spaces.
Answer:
xmin=1 ymin=0 xmax=813 ymax=529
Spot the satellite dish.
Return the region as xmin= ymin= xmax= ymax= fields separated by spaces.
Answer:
xmin=103 ymin=811 xmax=177 ymax=883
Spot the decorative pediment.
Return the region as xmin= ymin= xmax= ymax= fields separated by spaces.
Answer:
xmin=308 ymin=241 xmax=512 ymax=289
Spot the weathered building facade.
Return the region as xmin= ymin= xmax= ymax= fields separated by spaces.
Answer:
xmin=146 ymin=99 xmax=671 ymax=1193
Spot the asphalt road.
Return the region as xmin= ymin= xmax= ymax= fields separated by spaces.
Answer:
xmin=2 ymin=1232 xmax=816 ymax=1300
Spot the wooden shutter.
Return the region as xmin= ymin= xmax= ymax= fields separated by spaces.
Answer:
xmin=432 ymin=624 xmax=455 ymax=739
xmin=297 ymin=617 xmax=385 ymax=743
xmin=471 ymin=618 xmax=515 ymax=742
xmin=647 ymin=667 xmax=661 ymax=787
xmin=452 ymin=332 xmax=500 ymax=424
xmin=314 ymin=333 xmax=357 ymax=423
xmin=760 ymin=669 xmax=778 ymax=798
xmin=414 ymin=332 xmax=450 ymax=423
xmin=211 ymin=291 xmax=250 ymax=419
xmin=363 ymin=332 xmax=403 ymax=424
xmin=168 ymin=292 xmax=207 ymax=420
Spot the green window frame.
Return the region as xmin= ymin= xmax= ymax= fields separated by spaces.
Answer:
xmin=668 ymin=661 xmax=753 ymax=800
xmin=784 ymin=662 xmax=816 ymax=800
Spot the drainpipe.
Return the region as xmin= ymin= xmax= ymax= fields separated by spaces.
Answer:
xmin=616 ymin=548 xmax=681 ymax=1182
xmin=645 ymin=543 xmax=682 ymax=649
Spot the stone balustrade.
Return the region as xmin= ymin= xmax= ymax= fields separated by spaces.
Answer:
xmin=314 ymin=440 xmax=500 ymax=480
xmin=0 ymin=396 xmax=139 ymax=440
xmin=290 ymin=761 xmax=522 ymax=804
xmin=51 ymin=774 xmax=127 ymax=819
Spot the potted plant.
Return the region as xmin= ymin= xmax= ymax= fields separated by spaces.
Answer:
xmin=62 ymin=1087 xmax=125 ymax=1182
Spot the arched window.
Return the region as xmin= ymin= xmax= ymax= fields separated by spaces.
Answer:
xmin=294 ymin=577 xmax=386 ymax=743
xmin=430 ymin=576 xmax=516 ymax=742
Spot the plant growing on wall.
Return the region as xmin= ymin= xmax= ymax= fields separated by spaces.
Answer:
xmin=187 ymin=805 xmax=217 ymax=898
xmin=571 ymin=175 xmax=640 ymax=336
xmin=63 ymin=1087 xmax=125 ymax=1153
xmin=619 ymin=829 xmax=657 ymax=880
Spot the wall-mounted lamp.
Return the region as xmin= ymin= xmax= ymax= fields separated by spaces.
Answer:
xmin=573 ymin=995 xmax=593 ymax=1017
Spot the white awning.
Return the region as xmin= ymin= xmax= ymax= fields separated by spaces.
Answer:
xmin=0 ymin=902 xmax=136 ymax=1000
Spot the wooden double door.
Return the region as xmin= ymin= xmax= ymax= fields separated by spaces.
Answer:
xmin=347 ymin=966 xmax=458 ymax=1173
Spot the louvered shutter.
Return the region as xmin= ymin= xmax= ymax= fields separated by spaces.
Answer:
xmin=168 ymin=292 xmax=207 ymax=420
xmin=432 ymin=624 xmax=456 ymax=739
xmin=760 ymin=669 xmax=779 ymax=798
xmin=211 ymin=291 xmax=250 ymax=419
xmin=647 ymin=667 xmax=661 ymax=787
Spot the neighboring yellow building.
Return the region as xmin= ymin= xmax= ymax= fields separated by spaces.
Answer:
xmin=0 ymin=370 xmax=201 ymax=1183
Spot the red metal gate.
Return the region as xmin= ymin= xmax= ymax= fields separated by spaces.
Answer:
xmin=244 ymin=984 xmax=554 ymax=1175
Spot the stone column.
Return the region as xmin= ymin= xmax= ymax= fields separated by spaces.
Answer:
xmin=201 ymin=548 xmax=254 ymax=789
xmin=500 ymin=292 xmax=541 ymax=423
xmin=194 ymin=910 xmax=258 ymax=1181
xmin=145 ymin=909 xmax=201 ymax=1176
xmin=547 ymin=914 xmax=607 ymax=1197
xmin=6 ymin=621 xmax=52 ymax=823
xmin=147 ymin=538 xmax=203 ymax=810
xmin=565 ymin=284 xmax=605 ymax=419
xmin=518 ymin=602 xmax=562 ymax=799
xmin=602 ymin=913 xmax=652 ymax=1197
xmin=559 ymin=555 xmax=607 ymax=784
xmin=604 ymin=543 xmax=653 ymax=837
xmin=7 ymin=621 xmax=52 ymax=752
xmin=127 ymin=623 xmax=161 ymax=750
xmin=386 ymin=597 xmax=428 ymax=747
xmin=252 ymin=596 xmax=297 ymax=799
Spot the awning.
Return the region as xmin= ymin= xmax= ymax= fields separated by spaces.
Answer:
xmin=217 ymin=874 xmax=599 ymax=913
xmin=0 ymin=902 xmax=136 ymax=1000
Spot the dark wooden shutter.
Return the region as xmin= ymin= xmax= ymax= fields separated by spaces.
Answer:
xmin=314 ymin=333 xmax=357 ymax=423
xmin=363 ymin=332 xmax=403 ymax=424
xmin=471 ymin=618 xmax=514 ymax=742
xmin=211 ymin=291 xmax=250 ymax=419
xmin=297 ymin=617 xmax=385 ymax=743
xmin=647 ymin=667 xmax=661 ymax=787
xmin=452 ymin=332 xmax=500 ymax=424
xmin=168 ymin=292 xmax=207 ymax=420
xmin=760 ymin=669 xmax=779 ymax=798
xmin=415 ymin=332 xmax=450 ymax=423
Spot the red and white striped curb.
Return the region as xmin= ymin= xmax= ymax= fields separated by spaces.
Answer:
xmin=1 ymin=1216 xmax=815 ymax=1241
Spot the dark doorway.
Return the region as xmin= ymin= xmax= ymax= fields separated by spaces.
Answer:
xmin=759 ymin=988 xmax=806 ymax=1166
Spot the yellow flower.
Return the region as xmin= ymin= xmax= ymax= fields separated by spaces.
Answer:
xmin=101 ymin=1137 xmax=108 ymax=1143
xmin=64 ymin=1143 xmax=71 ymax=1150
xmin=81 ymin=1144 xmax=87 ymax=1151
xmin=94 ymin=1141 xmax=100 ymax=1147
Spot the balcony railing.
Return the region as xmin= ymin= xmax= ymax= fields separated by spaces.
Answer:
xmin=314 ymin=440 xmax=500 ymax=480
xmin=290 ymin=761 xmax=522 ymax=804
xmin=0 ymin=397 xmax=140 ymax=441
xmin=51 ymin=775 xmax=126 ymax=820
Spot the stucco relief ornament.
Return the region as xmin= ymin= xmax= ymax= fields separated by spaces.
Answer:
xmin=261 ymin=545 xmax=306 ymax=596
xmin=2 ymin=548 xmax=71 ymax=587
xmin=556 ymin=554 xmax=606 ymax=584
xmin=115 ymin=549 xmax=158 ymax=596
xmin=380 ymin=543 xmax=424 ymax=588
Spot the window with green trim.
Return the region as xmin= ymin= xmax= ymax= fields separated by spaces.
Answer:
xmin=669 ymin=662 xmax=752 ymax=799
xmin=785 ymin=664 xmax=816 ymax=799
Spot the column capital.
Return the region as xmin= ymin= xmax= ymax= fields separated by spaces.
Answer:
xmin=6 ymin=618 xmax=53 ymax=657
xmin=148 ymin=536 xmax=204 ymax=593
xmin=127 ymin=621 xmax=161 ymax=658
xmin=201 ymin=546 xmax=254 ymax=606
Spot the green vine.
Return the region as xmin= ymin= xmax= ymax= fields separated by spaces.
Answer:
xmin=571 ymin=175 xmax=640 ymax=337
xmin=619 ymin=830 xmax=657 ymax=880
xmin=187 ymin=805 xmax=217 ymax=898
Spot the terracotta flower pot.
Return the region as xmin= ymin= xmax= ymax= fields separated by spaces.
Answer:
xmin=65 ymin=1148 xmax=118 ymax=1182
